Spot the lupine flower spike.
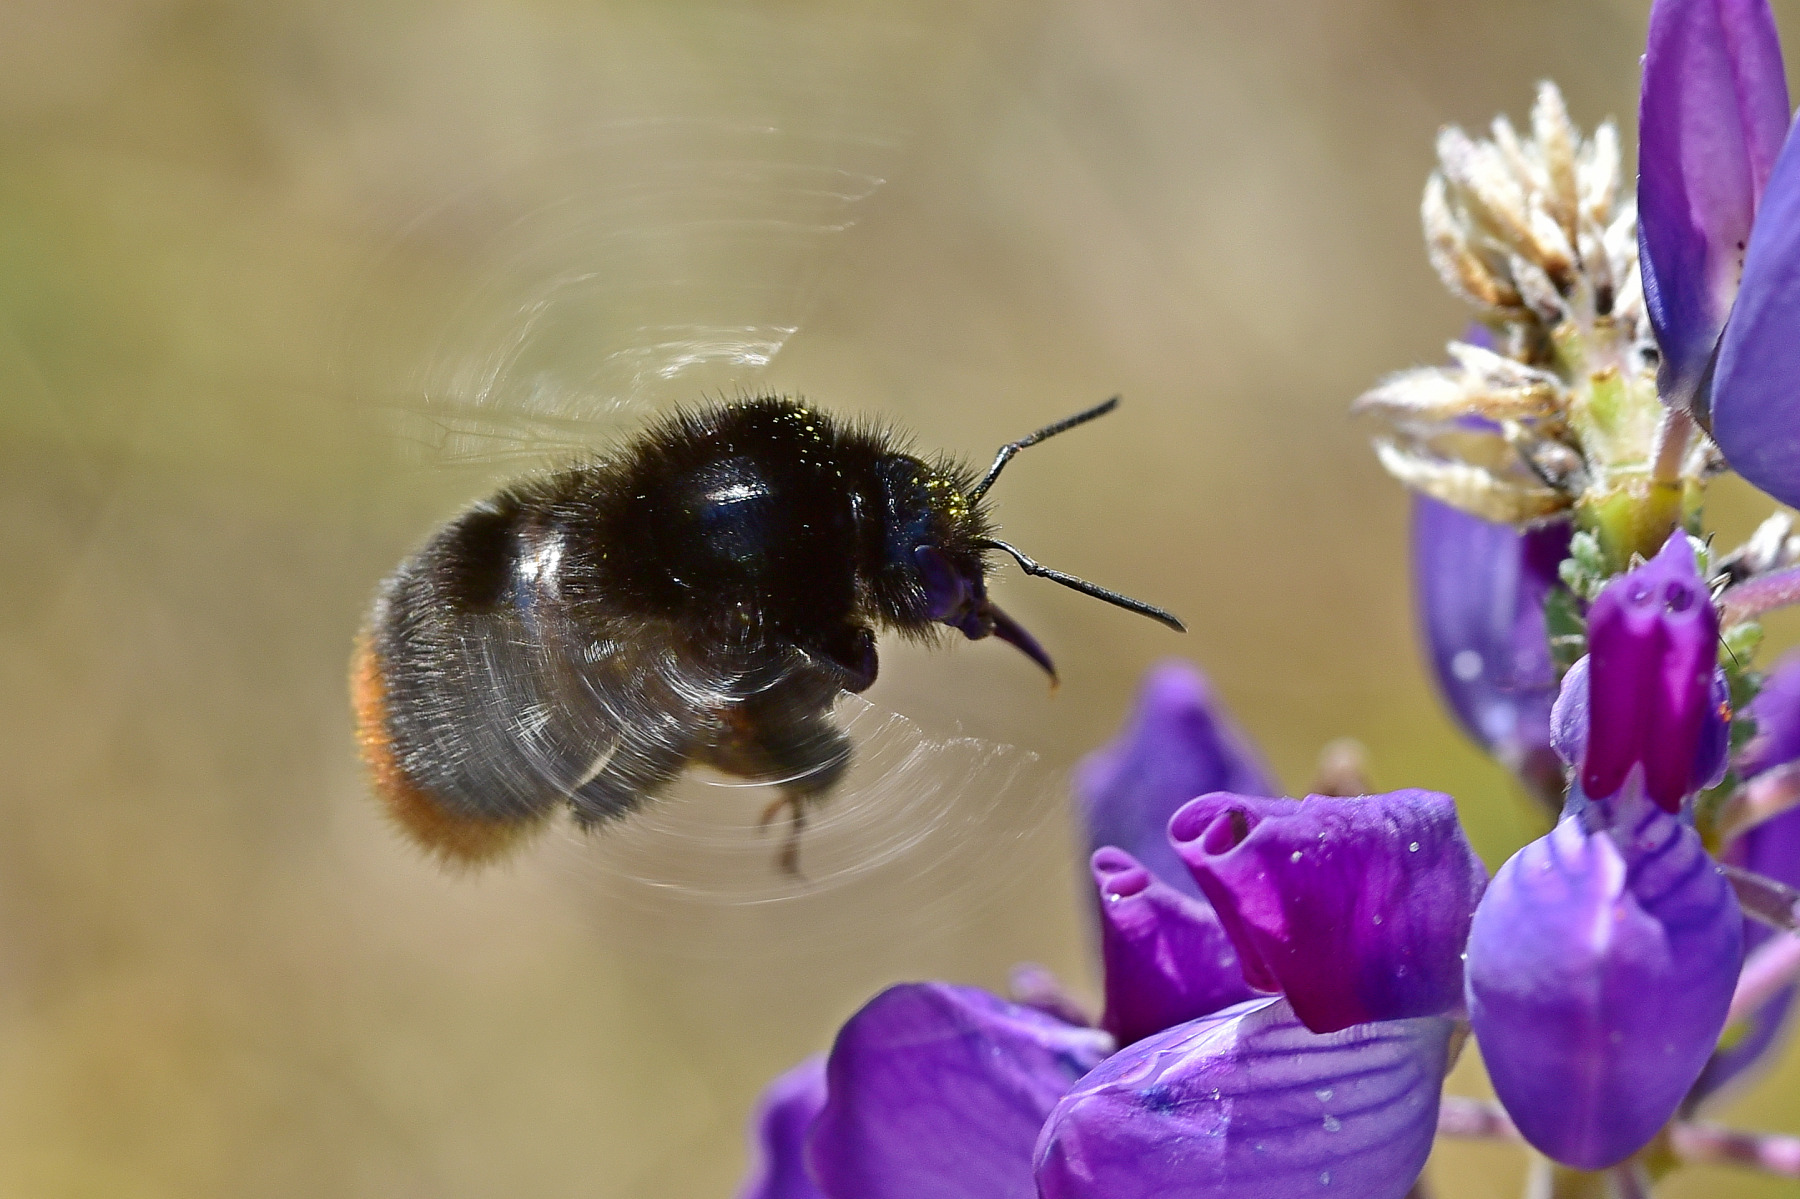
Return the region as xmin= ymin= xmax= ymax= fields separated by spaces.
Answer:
xmin=734 ymin=0 xmax=1800 ymax=1194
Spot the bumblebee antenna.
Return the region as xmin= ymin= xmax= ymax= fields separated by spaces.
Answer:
xmin=976 ymin=538 xmax=1186 ymax=632
xmin=970 ymin=396 xmax=1120 ymax=500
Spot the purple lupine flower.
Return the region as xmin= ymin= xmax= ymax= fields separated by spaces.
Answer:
xmin=1639 ymin=0 xmax=1800 ymax=506
xmin=1091 ymin=847 xmax=1258 ymax=1045
xmin=1034 ymin=997 xmax=1454 ymax=1199
xmin=1690 ymin=651 xmax=1800 ymax=1104
xmin=1466 ymin=537 xmax=1746 ymax=1168
xmin=804 ymin=983 xmax=1113 ymax=1199
xmin=1576 ymin=533 xmax=1728 ymax=808
xmin=737 ymin=1056 xmax=829 ymax=1199
xmin=1467 ymin=798 xmax=1744 ymax=1168
xmin=1737 ymin=649 xmax=1800 ymax=778
xmin=1169 ymin=790 xmax=1488 ymax=1034
xmin=1412 ymin=494 xmax=1570 ymax=800
xmin=1638 ymin=0 xmax=1791 ymax=411
xmin=1074 ymin=661 xmax=1277 ymax=895
xmin=1693 ymin=808 xmax=1800 ymax=1102
xmin=1035 ymin=789 xmax=1484 ymax=1199
xmin=737 ymin=676 xmax=1489 ymax=1199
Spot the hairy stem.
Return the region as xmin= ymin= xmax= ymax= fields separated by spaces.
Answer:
xmin=1608 ymin=1163 xmax=1651 ymax=1199
xmin=1716 ymin=762 xmax=1800 ymax=843
xmin=1650 ymin=406 xmax=1693 ymax=485
xmin=1670 ymin=1124 xmax=1800 ymax=1177
xmin=1729 ymin=931 xmax=1800 ymax=1024
xmin=1723 ymin=864 xmax=1800 ymax=933
xmin=1438 ymin=1099 xmax=1800 ymax=1178
xmin=1721 ymin=564 xmax=1800 ymax=627
xmin=1438 ymin=1096 xmax=1519 ymax=1140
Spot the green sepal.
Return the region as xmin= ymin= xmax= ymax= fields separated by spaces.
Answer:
xmin=1544 ymin=585 xmax=1587 ymax=677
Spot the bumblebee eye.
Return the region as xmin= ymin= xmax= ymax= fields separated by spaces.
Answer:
xmin=913 ymin=545 xmax=973 ymax=621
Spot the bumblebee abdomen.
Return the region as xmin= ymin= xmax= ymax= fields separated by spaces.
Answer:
xmin=358 ymin=494 xmax=693 ymax=864
xmin=350 ymin=632 xmax=545 ymax=866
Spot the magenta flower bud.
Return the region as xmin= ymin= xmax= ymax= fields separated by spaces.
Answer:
xmin=1577 ymin=533 xmax=1725 ymax=810
xmin=1091 ymin=847 xmax=1259 ymax=1046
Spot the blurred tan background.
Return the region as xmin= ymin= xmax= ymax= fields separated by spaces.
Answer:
xmin=2 ymin=0 xmax=1798 ymax=1195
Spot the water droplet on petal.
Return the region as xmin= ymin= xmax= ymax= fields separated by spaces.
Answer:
xmin=1322 ymin=1115 xmax=1342 ymax=1133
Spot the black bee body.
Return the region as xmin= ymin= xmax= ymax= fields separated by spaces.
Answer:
xmin=353 ymin=395 xmax=1180 ymax=866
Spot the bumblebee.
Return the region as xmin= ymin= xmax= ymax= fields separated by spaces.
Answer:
xmin=353 ymin=395 xmax=1181 ymax=869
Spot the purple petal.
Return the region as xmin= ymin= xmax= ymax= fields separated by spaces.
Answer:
xmin=1466 ymin=798 xmax=1744 ymax=1168
xmin=1549 ymin=653 xmax=1591 ymax=768
xmin=1033 ymin=996 xmax=1451 ymax=1199
xmin=1412 ymin=495 xmax=1568 ymax=795
xmin=1738 ymin=651 xmax=1800 ymax=779
xmin=1074 ymin=662 xmax=1278 ymax=896
xmin=737 ymin=1056 xmax=828 ymax=1199
xmin=1581 ymin=534 xmax=1724 ymax=809
xmin=807 ymin=983 xmax=1113 ymax=1199
xmin=1713 ymin=119 xmax=1800 ymax=507
xmin=1691 ymin=653 xmax=1800 ymax=1103
xmin=1638 ymin=0 xmax=1791 ymax=408
xmin=1092 ymin=848 xmax=1261 ymax=1045
xmin=1169 ymin=790 xmax=1488 ymax=1034
xmin=1692 ymin=806 xmax=1800 ymax=1104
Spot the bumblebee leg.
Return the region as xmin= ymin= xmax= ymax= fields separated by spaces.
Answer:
xmin=812 ymin=624 xmax=878 ymax=693
xmin=757 ymin=793 xmax=810 ymax=877
xmin=739 ymin=715 xmax=852 ymax=877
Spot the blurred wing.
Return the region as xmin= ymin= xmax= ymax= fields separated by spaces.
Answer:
xmin=342 ymin=117 xmax=894 ymax=471
xmin=348 ymin=90 xmax=1061 ymax=920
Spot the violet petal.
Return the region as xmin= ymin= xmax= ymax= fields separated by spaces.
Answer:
xmin=1638 ymin=0 xmax=1791 ymax=409
xmin=1412 ymin=495 xmax=1567 ymax=782
xmin=1074 ymin=662 xmax=1277 ymax=895
xmin=1581 ymin=534 xmax=1723 ymax=809
xmin=1092 ymin=847 xmax=1261 ymax=1046
xmin=736 ymin=1056 xmax=829 ymax=1199
xmin=1033 ymin=996 xmax=1451 ymax=1199
xmin=1550 ymin=653 xmax=1591 ymax=768
xmin=1169 ymin=790 xmax=1488 ymax=1034
xmin=1692 ymin=807 xmax=1800 ymax=1104
xmin=1466 ymin=797 xmax=1744 ymax=1168
xmin=1692 ymin=654 xmax=1800 ymax=1103
xmin=807 ymin=982 xmax=1112 ymax=1199
xmin=1713 ymin=120 xmax=1800 ymax=508
xmin=1738 ymin=649 xmax=1800 ymax=779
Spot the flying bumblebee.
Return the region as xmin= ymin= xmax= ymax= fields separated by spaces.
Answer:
xmin=352 ymin=394 xmax=1182 ymax=869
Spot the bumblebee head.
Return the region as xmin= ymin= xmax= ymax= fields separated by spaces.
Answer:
xmin=913 ymin=542 xmax=1058 ymax=680
xmin=894 ymin=397 xmax=1185 ymax=682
